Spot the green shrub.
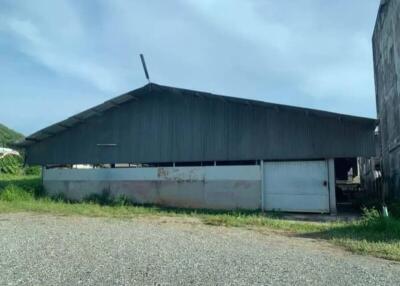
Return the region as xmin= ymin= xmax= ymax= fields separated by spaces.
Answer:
xmin=84 ymin=189 xmax=113 ymax=206
xmin=0 ymin=184 xmax=33 ymax=201
xmin=359 ymin=207 xmax=386 ymax=231
xmin=0 ymin=152 xmax=41 ymax=176
xmin=51 ymin=192 xmax=70 ymax=202
xmin=113 ymin=195 xmax=131 ymax=206
xmin=361 ymin=207 xmax=381 ymax=222
xmin=24 ymin=166 xmax=41 ymax=176
xmin=389 ymin=201 xmax=400 ymax=218
xmin=355 ymin=207 xmax=400 ymax=239
xmin=84 ymin=190 xmax=132 ymax=206
xmin=0 ymin=155 xmax=23 ymax=175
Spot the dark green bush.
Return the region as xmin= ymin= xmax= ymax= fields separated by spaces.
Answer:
xmin=24 ymin=166 xmax=41 ymax=176
xmin=84 ymin=189 xmax=114 ymax=205
xmin=361 ymin=207 xmax=381 ymax=223
xmin=389 ymin=201 xmax=400 ymax=219
xmin=0 ymin=155 xmax=23 ymax=175
xmin=84 ymin=189 xmax=132 ymax=206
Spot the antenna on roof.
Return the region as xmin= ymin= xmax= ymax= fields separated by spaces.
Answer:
xmin=140 ymin=54 xmax=150 ymax=83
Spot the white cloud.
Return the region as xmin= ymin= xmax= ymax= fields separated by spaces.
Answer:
xmin=1 ymin=9 xmax=126 ymax=93
xmin=186 ymin=0 xmax=377 ymax=102
xmin=186 ymin=0 xmax=292 ymax=52
xmin=0 ymin=0 xmax=380 ymax=134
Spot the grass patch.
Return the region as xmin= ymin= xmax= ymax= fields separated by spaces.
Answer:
xmin=305 ymin=208 xmax=400 ymax=260
xmin=0 ymin=174 xmax=44 ymax=197
xmin=0 ymin=184 xmax=34 ymax=201
xmin=1 ymin=174 xmax=400 ymax=261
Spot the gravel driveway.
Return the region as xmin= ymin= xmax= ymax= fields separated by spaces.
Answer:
xmin=0 ymin=213 xmax=399 ymax=286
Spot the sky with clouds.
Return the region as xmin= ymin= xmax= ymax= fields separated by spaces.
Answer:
xmin=0 ymin=0 xmax=380 ymax=135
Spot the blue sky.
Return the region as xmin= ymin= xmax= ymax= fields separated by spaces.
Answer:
xmin=0 ymin=0 xmax=380 ymax=135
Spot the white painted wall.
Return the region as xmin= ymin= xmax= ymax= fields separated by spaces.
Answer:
xmin=44 ymin=166 xmax=260 ymax=181
xmin=43 ymin=161 xmax=337 ymax=213
xmin=43 ymin=165 xmax=261 ymax=210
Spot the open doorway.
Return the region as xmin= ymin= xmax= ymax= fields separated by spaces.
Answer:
xmin=334 ymin=158 xmax=364 ymax=213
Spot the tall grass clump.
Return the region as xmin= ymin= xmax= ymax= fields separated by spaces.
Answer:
xmin=0 ymin=184 xmax=33 ymax=201
xmin=0 ymin=174 xmax=45 ymax=198
xmin=323 ymin=207 xmax=400 ymax=260
xmin=84 ymin=189 xmax=132 ymax=206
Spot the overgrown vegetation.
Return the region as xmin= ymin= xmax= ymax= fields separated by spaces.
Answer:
xmin=0 ymin=155 xmax=23 ymax=175
xmin=0 ymin=123 xmax=41 ymax=176
xmin=84 ymin=189 xmax=131 ymax=206
xmin=0 ymin=184 xmax=35 ymax=201
xmin=388 ymin=201 xmax=400 ymax=219
xmin=0 ymin=154 xmax=41 ymax=176
xmin=1 ymin=174 xmax=400 ymax=261
xmin=0 ymin=175 xmax=44 ymax=197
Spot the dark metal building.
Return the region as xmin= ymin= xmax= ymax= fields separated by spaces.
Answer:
xmin=369 ymin=0 xmax=400 ymax=199
xmin=18 ymin=83 xmax=375 ymax=165
xmin=16 ymin=83 xmax=376 ymax=213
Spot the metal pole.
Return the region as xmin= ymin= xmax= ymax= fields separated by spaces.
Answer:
xmin=140 ymin=54 xmax=150 ymax=83
xmin=260 ymin=160 xmax=264 ymax=212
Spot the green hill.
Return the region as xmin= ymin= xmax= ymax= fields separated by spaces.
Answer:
xmin=0 ymin=123 xmax=24 ymax=147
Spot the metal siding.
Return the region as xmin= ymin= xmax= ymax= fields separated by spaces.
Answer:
xmin=371 ymin=0 xmax=400 ymax=199
xmin=263 ymin=160 xmax=330 ymax=213
xmin=26 ymin=87 xmax=375 ymax=165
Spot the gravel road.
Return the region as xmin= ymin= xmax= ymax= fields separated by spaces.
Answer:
xmin=0 ymin=213 xmax=399 ymax=286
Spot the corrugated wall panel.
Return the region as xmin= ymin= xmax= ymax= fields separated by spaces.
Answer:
xmin=371 ymin=0 xmax=400 ymax=199
xmin=26 ymin=88 xmax=376 ymax=165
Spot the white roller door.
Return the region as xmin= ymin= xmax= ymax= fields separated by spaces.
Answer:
xmin=263 ymin=160 xmax=330 ymax=213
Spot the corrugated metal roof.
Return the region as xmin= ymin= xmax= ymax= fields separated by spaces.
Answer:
xmin=15 ymin=83 xmax=376 ymax=147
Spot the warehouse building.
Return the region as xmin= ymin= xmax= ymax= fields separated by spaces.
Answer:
xmin=16 ymin=83 xmax=376 ymax=213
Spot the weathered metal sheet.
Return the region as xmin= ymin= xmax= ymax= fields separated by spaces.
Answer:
xmin=263 ymin=160 xmax=330 ymax=213
xmin=22 ymin=84 xmax=376 ymax=165
xmin=370 ymin=0 xmax=400 ymax=199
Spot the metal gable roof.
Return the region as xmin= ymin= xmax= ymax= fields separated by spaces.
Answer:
xmin=14 ymin=83 xmax=377 ymax=147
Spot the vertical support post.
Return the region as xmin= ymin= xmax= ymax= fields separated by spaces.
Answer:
xmin=41 ymin=166 xmax=45 ymax=189
xmin=328 ymin=159 xmax=337 ymax=215
xmin=260 ymin=160 xmax=265 ymax=212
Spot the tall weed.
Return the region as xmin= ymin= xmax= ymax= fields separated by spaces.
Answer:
xmin=0 ymin=184 xmax=33 ymax=201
